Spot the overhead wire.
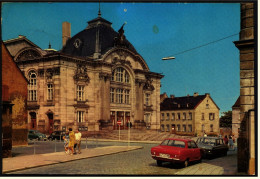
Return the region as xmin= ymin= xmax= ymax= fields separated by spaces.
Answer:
xmin=168 ymin=33 xmax=239 ymax=57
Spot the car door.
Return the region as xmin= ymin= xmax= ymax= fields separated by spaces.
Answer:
xmin=191 ymin=141 xmax=201 ymax=160
xmin=187 ymin=141 xmax=195 ymax=161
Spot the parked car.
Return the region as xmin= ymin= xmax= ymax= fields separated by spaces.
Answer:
xmin=28 ymin=130 xmax=47 ymax=141
xmin=196 ymin=137 xmax=229 ymax=158
xmin=151 ymin=138 xmax=202 ymax=167
xmin=48 ymin=131 xmax=66 ymax=141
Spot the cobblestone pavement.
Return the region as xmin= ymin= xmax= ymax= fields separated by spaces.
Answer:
xmin=5 ymin=141 xmax=238 ymax=176
xmin=7 ymin=143 xmax=184 ymax=175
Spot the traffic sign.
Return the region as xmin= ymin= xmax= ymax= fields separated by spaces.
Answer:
xmin=117 ymin=120 xmax=122 ymax=125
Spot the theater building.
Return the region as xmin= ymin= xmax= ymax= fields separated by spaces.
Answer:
xmin=4 ymin=11 xmax=163 ymax=134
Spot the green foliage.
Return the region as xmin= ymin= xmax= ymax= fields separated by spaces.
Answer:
xmin=219 ymin=111 xmax=232 ymax=128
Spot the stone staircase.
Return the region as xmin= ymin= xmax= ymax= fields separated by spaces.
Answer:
xmin=87 ymin=129 xmax=194 ymax=142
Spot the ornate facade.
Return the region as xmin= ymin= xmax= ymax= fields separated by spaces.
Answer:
xmin=4 ymin=12 xmax=163 ymax=134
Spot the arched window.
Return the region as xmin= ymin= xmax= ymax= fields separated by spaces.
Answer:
xmin=28 ymin=70 xmax=37 ymax=101
xmin=110 ymin=67 xmax=131 ymax=104
xmin=111 ymin=67 xmax=130 ymax=83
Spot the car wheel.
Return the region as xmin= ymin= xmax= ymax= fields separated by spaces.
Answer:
xmin=183 ymin=159 xmax=189 ymax=168
xmin=156 ymin=160 xmax=163 ymax=166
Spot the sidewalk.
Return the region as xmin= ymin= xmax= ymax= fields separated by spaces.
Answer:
xmin=3 ymin=145 xmax=142 ymax=174
xmin=175 ymin=149 xmax=238 ymax=175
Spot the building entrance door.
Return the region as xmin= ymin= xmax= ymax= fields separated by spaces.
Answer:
xmin=29 ymin=112 xmax=37 ymax=130
xmin=117 ymin=111 xmax=124 ymax=130
xmin=47 ymin=113 xmax=54 ymax=134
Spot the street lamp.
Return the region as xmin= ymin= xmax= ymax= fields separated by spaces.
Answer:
xmin=162 ymin=56 xmax=175 ymax=60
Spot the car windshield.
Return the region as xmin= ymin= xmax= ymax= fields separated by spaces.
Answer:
xmin=168 ymin=140 xmax=185 ymax=148
xmin=202 ymin=138 xmax=215 ymax=145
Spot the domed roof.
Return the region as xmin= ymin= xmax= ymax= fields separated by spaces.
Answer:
xmin=61 ymin=15 xmax=137 ymax=58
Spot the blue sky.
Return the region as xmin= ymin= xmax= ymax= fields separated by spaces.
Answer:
xmin=2 ymin=2 xmax=240 ymax=115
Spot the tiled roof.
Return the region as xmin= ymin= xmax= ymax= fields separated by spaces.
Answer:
xmin=232 ymin=96 xmax=240 ymax=108
xmin=61 ymin=16 xmax=137 ymax=58
xmin=160 ymin=95 xmax=207 ymax=111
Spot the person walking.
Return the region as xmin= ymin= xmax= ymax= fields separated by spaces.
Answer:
xmin=68 ymin=128 xmax=75 ymax=155
xmin=75 ymin=129 xmax=82 ymax=154
xmin=223 ymin=135 xmax=228 ymax=145
xmin=63 ymin=135 xmax=69 ymax=154
xmin=228 ymin=135 xmax=234 ymax=150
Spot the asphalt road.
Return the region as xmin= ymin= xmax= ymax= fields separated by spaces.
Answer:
xmin=9 ymin=141 xmax=188 ymax=175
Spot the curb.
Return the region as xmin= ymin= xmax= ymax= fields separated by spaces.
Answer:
xmin=3 ymin=146 xmax=143 ymax=174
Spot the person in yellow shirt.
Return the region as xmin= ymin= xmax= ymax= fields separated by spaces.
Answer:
xmin=68 ymin=128 xmax=75 ymax=155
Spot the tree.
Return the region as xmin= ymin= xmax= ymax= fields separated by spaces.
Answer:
xmin=219 ymin=111 xmax=232 ymax=128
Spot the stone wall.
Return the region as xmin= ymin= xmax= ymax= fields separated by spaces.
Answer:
xmin=234 ymin=2 xmax=255 ymax=175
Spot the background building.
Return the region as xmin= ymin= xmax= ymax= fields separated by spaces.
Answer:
xmin=2 ymin=42 xmax=28 ymax=155
xmin=234 ymin=3 xmax=255 ymax=175
xmin=4 ymin=12 xmax=163 ymax=134
xmin=160 ymin=93 xmax=220 ymax=136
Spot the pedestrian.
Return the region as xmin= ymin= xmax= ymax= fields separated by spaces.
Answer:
xmin=204 ymin=132 xmax=207 ymax=137
xmin=63 ymin=135 xmax=69 ymax=154
xmin=223 ymin=135 xmax=228 ymax=145
xmin=68 ymin=128 xmax=75 ymax=155
xmin=75 ymin=129 xmax=82 ymax=154
xmin=228 ymin=135 xmax=234 ymax=150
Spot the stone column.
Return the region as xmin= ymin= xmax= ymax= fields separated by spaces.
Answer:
xmin=234 ymin=2 xmax=255 ymax=175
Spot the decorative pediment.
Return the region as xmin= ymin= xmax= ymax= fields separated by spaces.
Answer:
xmin=16 ymin=49 xmax=41 ymax=61
xmin=74 ymin=64 xmax=90 ymax=82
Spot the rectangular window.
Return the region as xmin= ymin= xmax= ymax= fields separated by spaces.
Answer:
xmin=209 ymin=113 xmax=215 ymax=120
xmin=177 ymin=124 xmax=181 ymax=132
xmin=116 ymin=68 xmax=123 ymax=82
xmin=77 ymin=85 xmax=85 ymax=101
xmin=172 ymin=113 xmax=175 ymax=121
xmin=210 ymin=124 xmax=214 ymax=132
xmin=110 ymin=88 xmax=115 ymax=103
xmin=183 ymin=125 xmax=186 ymax=132
xmin=116 ymin=88 xmax=123 ymax=103
xmin=188 ymin=112 xmax=192 ymax=120
xmin=145 ymin=113 xmax=151 ymax=124
xmin=77 ymin=111 xmax=84 ymax=123
xmin=202 ymin=113 xmax=205 ymax=120
xmin=177 ymin=113 xmax=181 ymax=120
xmin=188 ymin=125 xmax=192 ymax=132
xmin=206 ymin=104 xmax=209 ymax=109
xmin=183 ymin=113 xmax=186 ymax=120
xmin=166 ymin=113 xmax=169 ymax=120
xmin=161 ymin=113 xmax=165 ymax=121
xmin=201 ymin=124 xmax=205 ymax=132
xmin=161 ymin=125 xmax=165 ymax=132
xmin=145 ymin=93 xmax=150 ymax=106
xmin=125 ymin=89 xmax=130 ymax=104
xmin=47 ymin=84 xmax=53 ymax=100
xmin=166 ymin=124 xmax=170 ymax=132
xmin=28 ymin=83 xmax=37 ymax=101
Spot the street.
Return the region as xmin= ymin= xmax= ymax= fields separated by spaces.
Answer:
xmin=7 ymin=141 xmax=236 ymax=175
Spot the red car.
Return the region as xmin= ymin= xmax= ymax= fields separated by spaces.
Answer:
xmin=151 ymin=138 xmax=202 ymax=167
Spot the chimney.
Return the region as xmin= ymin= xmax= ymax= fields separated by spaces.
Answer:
xmin=62 ymin=22 xmax=71 ymax=47
xmin=193 ymin=92 xmax=199 ymax=97
xmin=170 ymin=95 xmax=175 ymax=99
